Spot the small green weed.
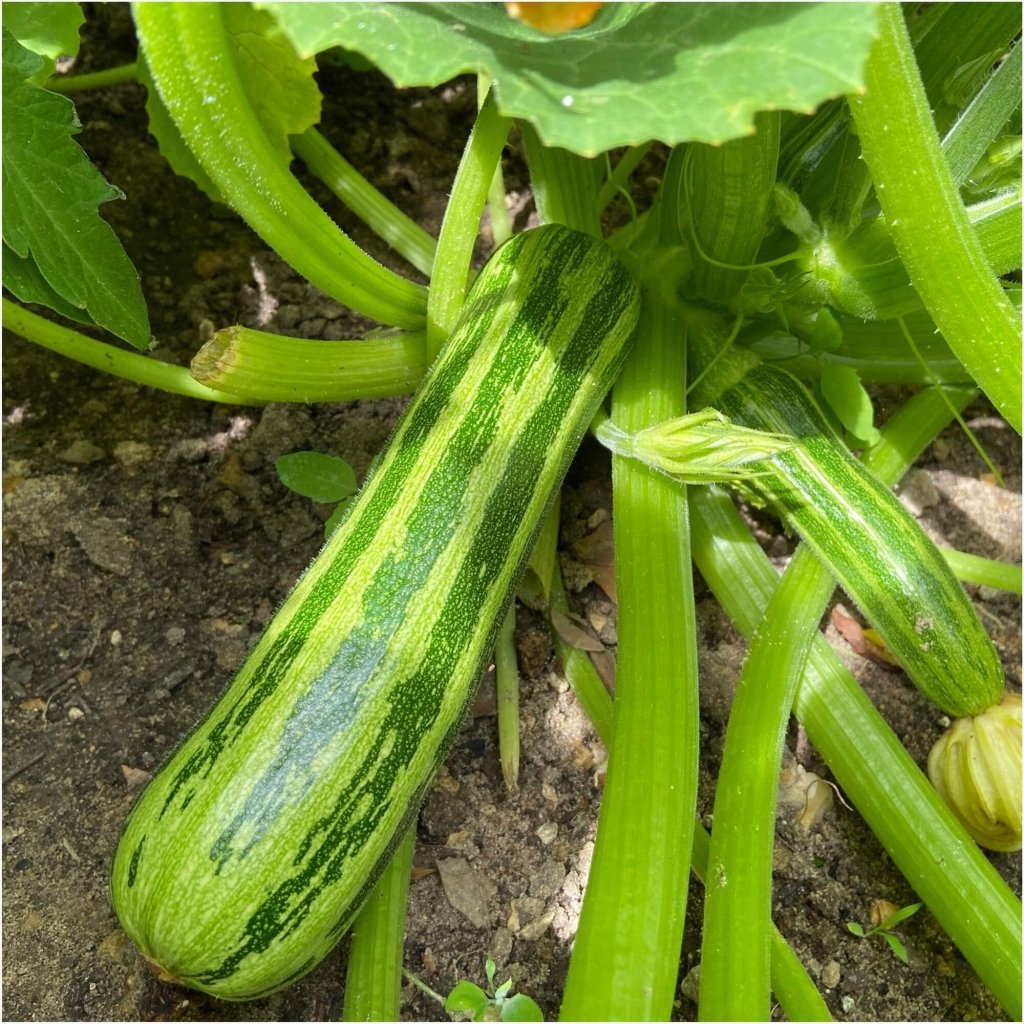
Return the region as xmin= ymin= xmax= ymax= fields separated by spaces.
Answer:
xmin=847 ymin=902 xmax=923 ymax=964
xmin=406 ymin=959 xmax=543 ymax=1022
xmin=444 ymin=959 xmax=543 ymax=1022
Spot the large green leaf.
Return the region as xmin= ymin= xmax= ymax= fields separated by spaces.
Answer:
xmin=139 ymin=4 xmax=320 ymax=204
xmin=260 ymin=1 xmax=878 ymax=154
xmin=1 ymin=31 xmax=149 ymax=348
xmin=2 ymin=2 xmax=82 ymax=82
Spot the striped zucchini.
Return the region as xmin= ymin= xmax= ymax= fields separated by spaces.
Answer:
xmin=110 ymin=225 xmax=640 ymax=999
xmin=690 ymin=337 xmax=1004 ymax=718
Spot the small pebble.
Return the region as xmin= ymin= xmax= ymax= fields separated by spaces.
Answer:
xmin=821 ymin=959 xmax=841 ymax=988
xmin=60 ymin=439 xmax=105 ymax=465
xmin=680 ymin=964 xmax=701 ymax=1004
xmin=897 ymin=468 xmax=940 ymax=516
xmin=518 ymin=909 xmax=555 ymax=941
xmin=113 ymin=440 xmax=153 ymax=467
xmin=110 ymin=630 xmax=123 ymax=646
xmin=67 ymin=706 xmax=85 ymax=721
xmin=488 ymin=927 xmax=513 ymax=965
xmin=536 ymin=822 xmax=558 ymax=845
xmin=164 ymin=626 xmax=186 ymax=646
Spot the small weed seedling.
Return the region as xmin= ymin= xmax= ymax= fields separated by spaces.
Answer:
xmin=847 ymin=902 xmax=924 ymax=964
xmin=406 ymin=960 xmax=543 ymax=1022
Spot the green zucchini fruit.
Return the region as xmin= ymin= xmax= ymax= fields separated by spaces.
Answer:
xmin=110 ymin=225 xmax=640 ymax=1000
xmin=689 ymin=336 xmax=1004 ymax=719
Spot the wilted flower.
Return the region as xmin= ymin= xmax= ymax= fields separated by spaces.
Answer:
xmin=594 ymin=408 xmax=793 ymax=485
xmin=928 ymin=692 xmax=1022 ymax=852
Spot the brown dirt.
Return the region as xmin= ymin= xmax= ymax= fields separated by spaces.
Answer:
xmin=3 ymin=9 xmax=1020 ymax=1022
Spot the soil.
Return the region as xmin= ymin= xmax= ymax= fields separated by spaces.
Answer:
xmin=3 ymin=9 xmax=1020 ymax=1022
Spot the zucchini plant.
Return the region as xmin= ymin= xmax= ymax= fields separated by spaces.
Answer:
xmin=4 ymin=2 xmax=1021 ymax=1021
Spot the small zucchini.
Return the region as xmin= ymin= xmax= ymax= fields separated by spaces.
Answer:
xmin=110 ymin=225 xmax=640 ymax=999
xmin=689 ymin=336 xmax=1004 ymax=719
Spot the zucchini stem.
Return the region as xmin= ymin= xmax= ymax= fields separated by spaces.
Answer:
xmin=190 ymin=325 xmax=427 ymax=402
xmin=495 ymin=605 xmax=521 ymax=793
xmin=3 ymin=299 xmax=251 ymax=405
xmin=291 ymin=128 xmax=437 ymax=279
xmin=560 ymin=273 xmax=698 ymax=1022
xmin=426 ymin=88 xmax=510 ymax=358
xmin=848 ymin=2 xmax=1021 ymax=432
xmin=342 ymin=826 xmax=416 ymax=1022
xmin=47 ymin=61 xmax=138 ymax=92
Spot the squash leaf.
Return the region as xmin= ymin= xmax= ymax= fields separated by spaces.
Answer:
xmin=3 ymin=2 xmax=83 ymax=82
xmin=259 ymin=1 xmax=878 ymax=155
xmin=2 ymin=30 xmax=150 ymax=348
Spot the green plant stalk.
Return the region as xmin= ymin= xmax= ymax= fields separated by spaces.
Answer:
xmin=341 ymin=826 xmax=416 ymax=1022
xmin=685 ymin=111 xmax=780 ymax=301
xmin=941 ymin=40 xmax=1022 ymax=188
xmin=525 ymin=490 xmax=560 ymax=607
xmin=495 ymin=605 xmax=521 ymax=792
xmin=777 ymin=98 xmax=845 ymax=194
xmin=291 ymin=128 xmax=437 ymax=278
xmin=556 ymin=580 xmax=831 ymax=1022
xmin=131 ymin=4 xmax=427 ymax=330
xmin=3 ymin=298 xmax=251 ymax=405
xmin=909 ymin=2 xmax=1023 ymax=136
xmin=426 ymin=89 xmax=510 ymax=358
xmin=689 ymin=387 xmax=1022 ymax=1017
xmin=190 ymin=325 xmax=428 ymax=401
xmin=820 ymin=127 xmax=873 ymax=237
xmin=699 ymin=543 xmax=835 ymax=1021
xmin=848 ymin=3 xmax=1022 ymax=432
xmin=969 ymin=186 xmax=1022 ymax=276
xmin=747 ymin=316 xmax=972 ymax=385
xmin=560 ymin=282 xmax=697 ymax=1022
xmin=47 ymin=61 xmax=138 ymax=92
xmin=477 ymin=76 xmax=513 ymax=249
xmin=941 ymin=548 xmax=1022 ymax=595
xmin=522 ymin=125 xmax=602 ymax=238
xmin=486 ymin=164 xmax=512 ymax=249
xmin=596 ymin=143 xmax=654 ymax=214
xmin=688 ymin=827 xmax=833 ymax=1023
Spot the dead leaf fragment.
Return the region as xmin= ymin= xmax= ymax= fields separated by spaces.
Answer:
xmin=121 ymin=764 xmax=152 ymax=789
xmin=570 ymin=519 xmax=617 ymax=601
xmin=870 ymin=898 xmax=901 ymax=927
xmin=831 ymin=604 xmax=899 ymax=667
xmin=550 ymin=609 xmax=605 ymax=652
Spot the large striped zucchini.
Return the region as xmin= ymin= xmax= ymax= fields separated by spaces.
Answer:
xmin=110 ymin=225 xmax=640 ymax=999
xmin=689 ymin=336 xmax=1004 ymax=719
